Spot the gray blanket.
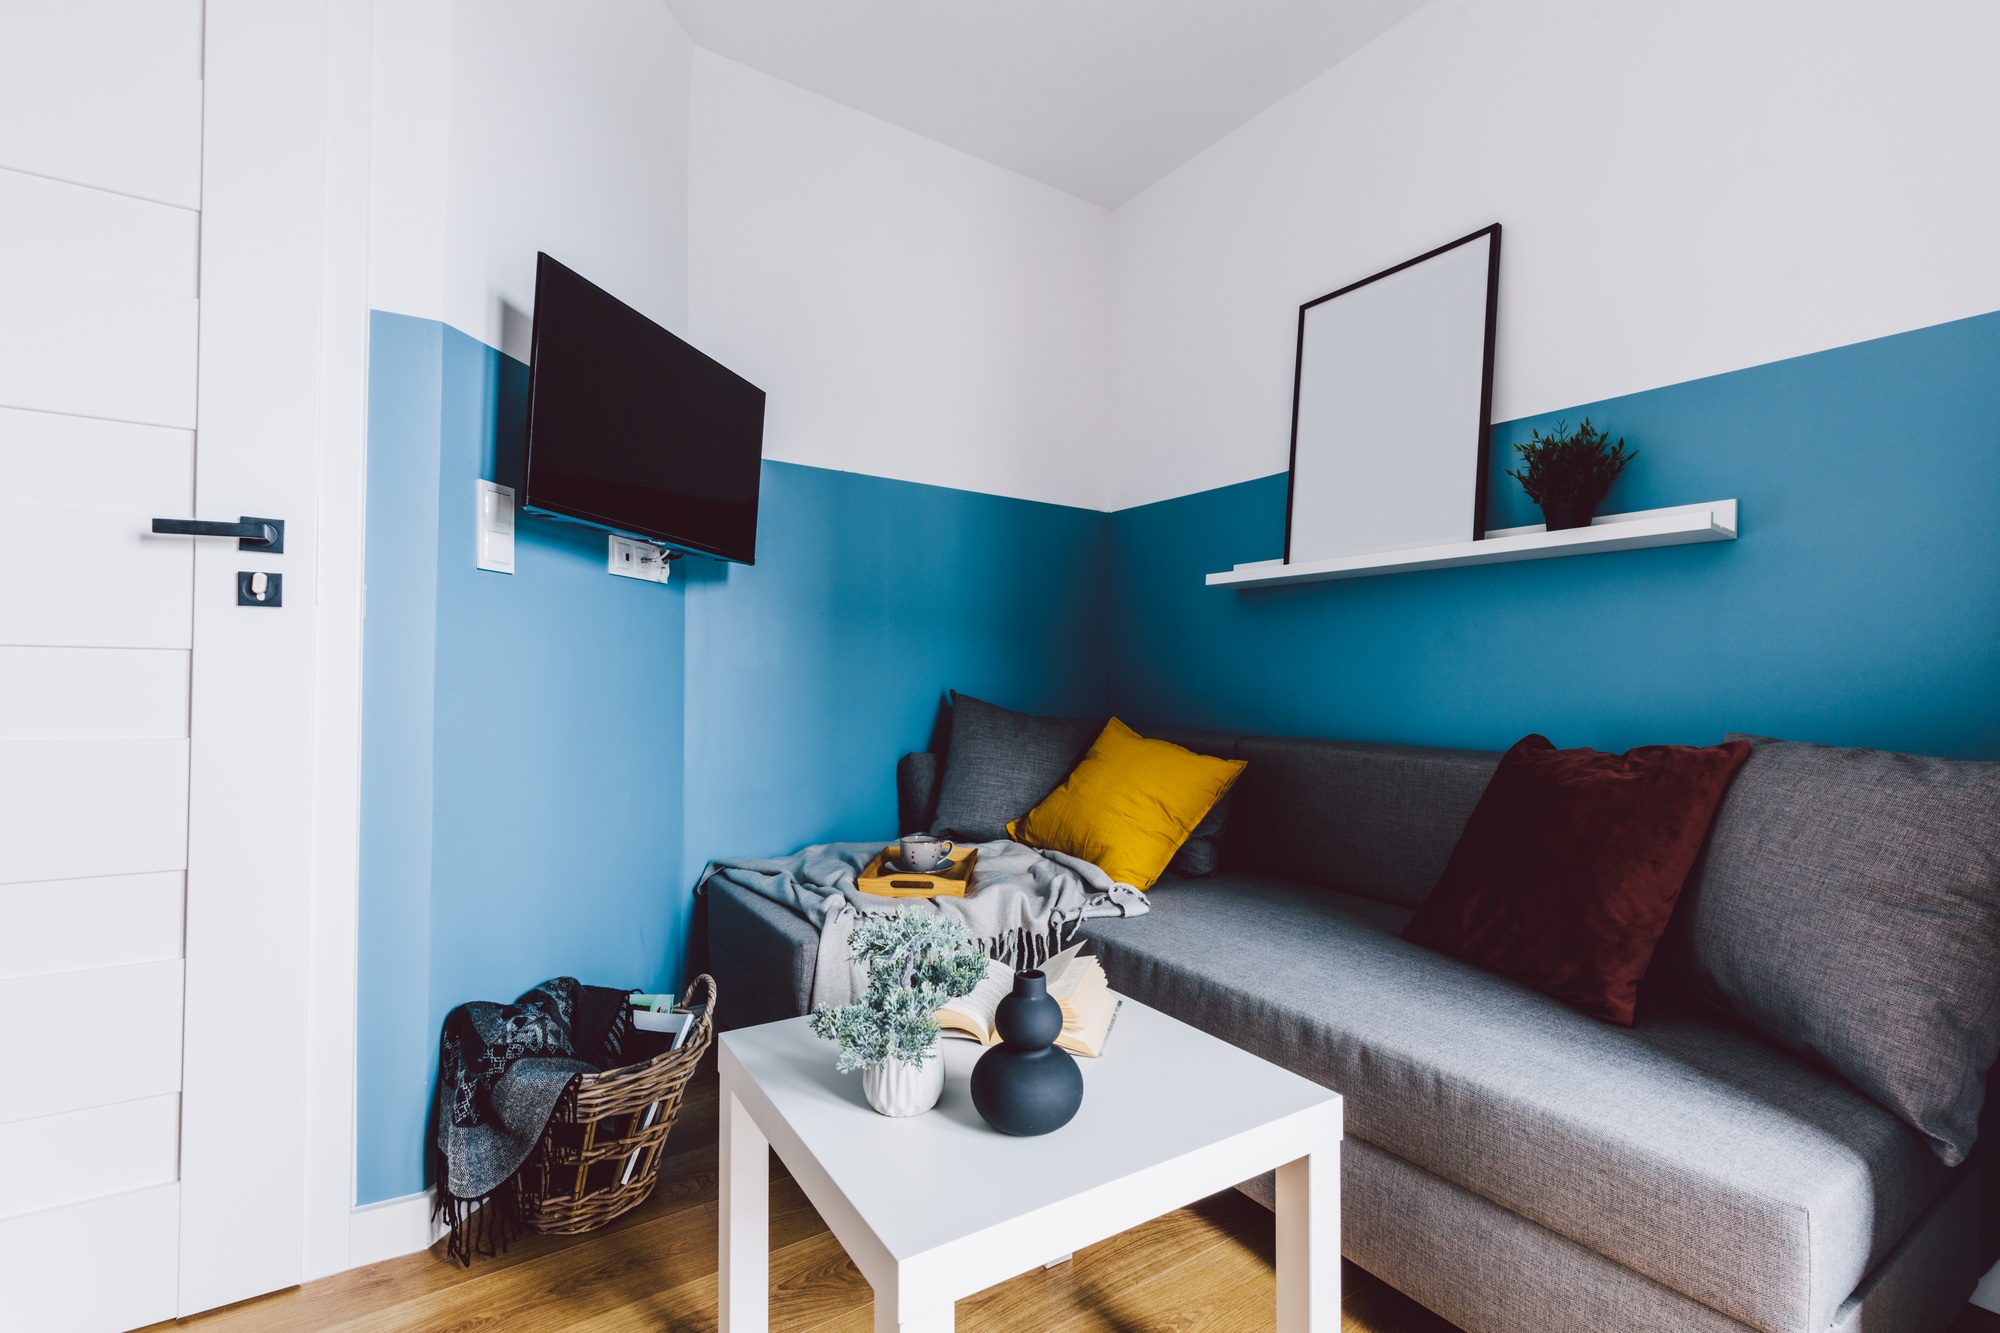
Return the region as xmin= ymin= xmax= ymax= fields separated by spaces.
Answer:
xmin=705 ymin=840 xmax=1148 ymax=1008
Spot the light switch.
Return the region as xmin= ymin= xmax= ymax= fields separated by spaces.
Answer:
xmin=476 ymin=480 xmax=515 ymax=573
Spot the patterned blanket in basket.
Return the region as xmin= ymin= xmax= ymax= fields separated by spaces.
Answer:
xmin=432 ymin=976 xmax=633 ymax=1264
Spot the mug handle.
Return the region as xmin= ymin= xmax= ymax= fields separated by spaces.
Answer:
xmin=935 ymin=840 xmax=954 ymax=860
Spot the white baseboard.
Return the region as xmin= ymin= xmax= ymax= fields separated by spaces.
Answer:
xmin=1973 ymin=1258 xmax=2000 ymax=1314
xmin=348 ymin=1190 xmax=448 ymax=1268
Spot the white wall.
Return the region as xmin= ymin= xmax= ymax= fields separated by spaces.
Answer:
xmin=1109 ymin=0 xmax=2000 ymax=511
xmin=688 ymin=50 xmax=1112 ymax=510
xmin=369 ymin=0 xmax=693 ymax=345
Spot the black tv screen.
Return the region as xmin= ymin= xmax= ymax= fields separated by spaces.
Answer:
xmin=523 ymin=253 xmax=765 ymax=563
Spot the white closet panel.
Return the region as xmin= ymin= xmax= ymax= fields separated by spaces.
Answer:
xmin=0 ymin=167 xmax=198 ymax=297
xmin=0 ymin=23 xmax=202 ymax=208
xmin=0 ymin=406 xmax=194 ymax=515
xmin=0 ymin=961 xmax=183 ymax=1125
xmin=0 ymin=503 xmax=193 ymax=650
xmin=0 ymin=647 xmax=190 ymax=739
xmin=0 ymin=1183 xmax=179 ymax=1333
xmin=0 ymin=739 xmax=189 ymax=885
xmin=0 ymin=264 xmax=199 ymax=428
xmin=0 ymin=0 xmax=204 ymax=79
xmin=0 ymin=872 xmax=184 ymax=980
xmin=0 ymin=1094 xmax=180 ymax=1219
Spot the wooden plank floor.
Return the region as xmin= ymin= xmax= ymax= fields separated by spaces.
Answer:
xmin=157 ymin=1060 xmax=2000 ymax=1332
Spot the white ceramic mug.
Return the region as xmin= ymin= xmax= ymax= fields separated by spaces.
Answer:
xmin=898 ymin=834 xmax=955 ymax=872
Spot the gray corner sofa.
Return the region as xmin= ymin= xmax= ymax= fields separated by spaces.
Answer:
xmin=705 ymin=723 xmax=1998 ymax=1333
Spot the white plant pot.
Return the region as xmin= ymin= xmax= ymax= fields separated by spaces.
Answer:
xmin=861 ymin=1051 xmax=945 ymax=1117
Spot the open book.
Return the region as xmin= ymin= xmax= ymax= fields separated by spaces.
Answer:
xmin=937 ymin=942 xmax=1122 ymax=1058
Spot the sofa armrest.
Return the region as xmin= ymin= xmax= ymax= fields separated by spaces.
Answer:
xmin=898 ymin=751 xmax=940 ymax=835
xmin=705 ymin=877 xmax=818 ymax=1030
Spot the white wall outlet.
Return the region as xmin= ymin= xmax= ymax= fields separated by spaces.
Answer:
xmin=475 ymin=480 xmax=515 ymax=573
xmin=607 ymin=534 xmax=672 ymax=583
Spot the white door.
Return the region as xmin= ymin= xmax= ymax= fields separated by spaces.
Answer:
xmin=0 ymin=2 xmax=335 ymax=1327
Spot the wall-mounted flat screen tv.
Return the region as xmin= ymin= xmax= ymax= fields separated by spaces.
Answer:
xmin=523 ymin=252 xmax=766 ymax=564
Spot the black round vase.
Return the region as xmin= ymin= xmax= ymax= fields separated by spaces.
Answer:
xmin=1539 ymin=497 xmax=1598 ymax=531
xmin=969 ymin=971 xmax=1083 ymax=1136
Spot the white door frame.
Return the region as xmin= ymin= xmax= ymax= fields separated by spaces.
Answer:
xmin=300 ymin=0 xmax=375 ymax=1286
xmin=180 ymin=0 xmax=373 ymax=1310
xmin=178 ymin=0 xmax=330 ymax=1311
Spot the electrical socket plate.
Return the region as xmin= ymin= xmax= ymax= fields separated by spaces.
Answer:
xmin=607 ymin=534 xmax=672 ymax=583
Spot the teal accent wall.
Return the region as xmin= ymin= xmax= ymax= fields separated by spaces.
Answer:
xmin=359 ymin=313 xmax=689 ymax=1204
xmin=359 ymin=319 xmax=1108 ymax=1203
xmin=356 ymin=314 xmax=444 ymax=1207
xmin=360 ymin=306 xmax=2000 ymax=1204
xmin=681 ymin=461 xmax=1109 ymax=891
xmin=1105 ymin=310 xmax=2000 ymax=759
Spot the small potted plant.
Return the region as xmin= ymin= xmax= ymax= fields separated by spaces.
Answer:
xmin=1505 ymin=417 xmax=1636 ymax=531
xmin=810 ymin=908 xmax=987 ymax=1116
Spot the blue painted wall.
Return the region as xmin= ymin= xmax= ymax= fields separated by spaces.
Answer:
xmin=356 ymin=314 xmax=444 ymax=1208
xmin=359 ymin=322 xmax=1109 ymax=1203
xmin=358 ymin=314 xmax=689 ymax=1204
xmin=1106 ymin=310 xmax=2000 ymax=759
xmin=361 ymin=306 xmax=2000 ymax=1203
xmin=681 ymin=460 xmax=1109 ymax=889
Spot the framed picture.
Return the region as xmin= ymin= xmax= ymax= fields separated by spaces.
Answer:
xmin=1285 ymin=224 xmax=1501 ymax=564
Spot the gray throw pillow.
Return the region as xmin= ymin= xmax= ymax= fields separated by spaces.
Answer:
xmin=1681 ymin=735 xmax=2000 ymax=1164
xmin=1161 ymin=790 xmax=1233 ymax=877
xmin=1142 ymin=726 xmax=1244 ymax=878
xmin=929 ymin=694 xmax=1102 ymax=842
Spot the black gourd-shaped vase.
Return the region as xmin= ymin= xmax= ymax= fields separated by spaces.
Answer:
xmin=970 ymin=970 xmax=1084 ymax=1136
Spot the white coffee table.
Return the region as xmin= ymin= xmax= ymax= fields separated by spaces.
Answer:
xmin=717 ymin=994 xmax=1342 ymax=1332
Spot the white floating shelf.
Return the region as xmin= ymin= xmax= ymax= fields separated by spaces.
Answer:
xmin=1206 ymin=500 xmax=1738 ymax=589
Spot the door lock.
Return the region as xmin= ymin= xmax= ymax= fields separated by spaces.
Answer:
xmin=237 ymin=571 xmax=282 ymax=607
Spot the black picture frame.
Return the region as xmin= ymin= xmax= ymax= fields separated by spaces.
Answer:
xmin=1282 ymin=223 xmax=1502 ymax=564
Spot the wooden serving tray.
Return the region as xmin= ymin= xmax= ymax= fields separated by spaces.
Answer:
xmin=857 ymin=846 xmax=977 ymax=898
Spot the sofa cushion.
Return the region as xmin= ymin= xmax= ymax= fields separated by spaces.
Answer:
xmin=1142 ymin=726 xmax=1244 ymax=877
xmin=1228 ymin=736 xmax=1498 ymax=906
xmin=929 ymin=694 xmax=1100 ymax=842
xmin=1342 ymin=1136 xmax=1980 ymax=1333
xmin=1404 ymin=734 xmax=1750 ymax=1025
xmin=1679 ymin=735 xmax=2000 ymax=1166
xmin=1078 ymin=875 xmax=1951 ymax=1333
xmin=896 ymin=751 xmax=940 ymax=837
xmin=1008 ymin=719 xmax=1246 ymax=889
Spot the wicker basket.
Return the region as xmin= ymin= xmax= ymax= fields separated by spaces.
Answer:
xmin=517 ymin=973 xmax=717 ymax=1235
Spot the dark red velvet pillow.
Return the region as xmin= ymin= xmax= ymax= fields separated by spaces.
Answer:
xmin=1402 ymin=734 xmax=1751 ymax=1025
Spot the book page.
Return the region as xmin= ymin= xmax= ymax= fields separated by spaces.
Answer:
xmin=936 ymin=958 xmax=1011 ymax=1045
xmin=1056 ymin=991 xmax=1122 ymax=1058
xmin=1060 ymin=967 xmax=1108 ymax=1030
xmin=1041 ymin=941 xmax=1092 ymax=1001
xmin=1040 ymin=942 xmax=1107 ymax=1028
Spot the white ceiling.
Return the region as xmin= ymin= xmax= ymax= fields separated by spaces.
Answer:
xmin=663 ymin=0 xmax=1432 ymax=209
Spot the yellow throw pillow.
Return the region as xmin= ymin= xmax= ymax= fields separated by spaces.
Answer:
xmin=1007 ymin=718 xmax=1247 ymax=890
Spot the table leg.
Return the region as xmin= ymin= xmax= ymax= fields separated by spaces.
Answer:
xmin=1275 ymin=1146 xmax=1339 ymax=1333
xmin=719 ymin=1087 xmax=769 ymax=1333
xmin=872 ymin=1267 xmax=953 ymax=1333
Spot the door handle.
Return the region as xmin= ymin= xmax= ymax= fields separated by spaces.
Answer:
xmin=151 ymin=516 xmax=284 ymax=553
